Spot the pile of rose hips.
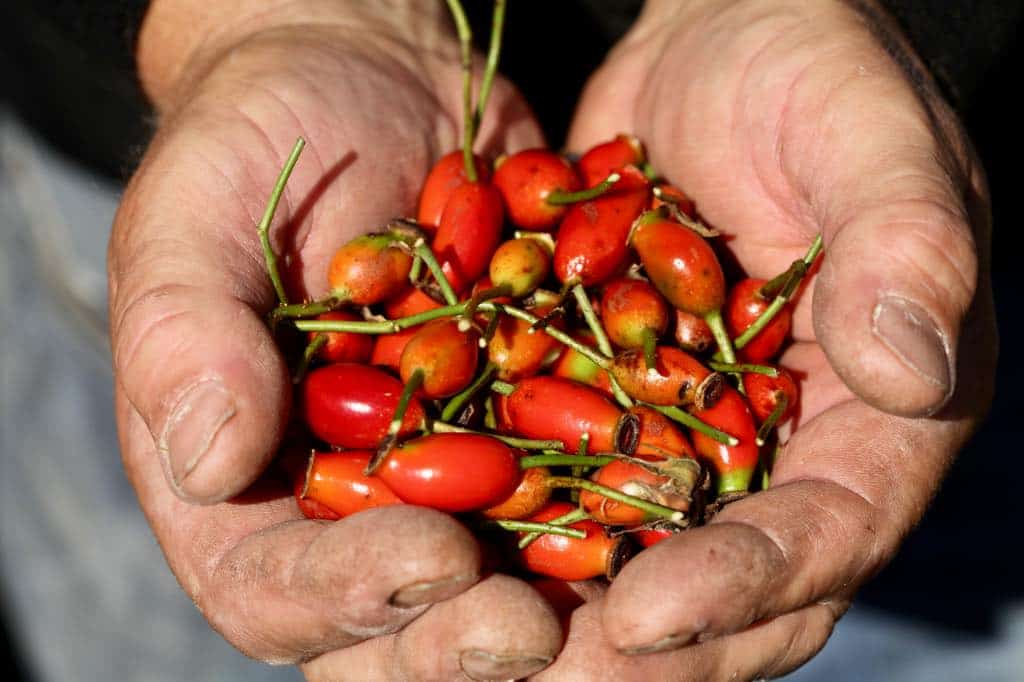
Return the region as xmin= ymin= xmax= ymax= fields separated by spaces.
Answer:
xmin=259 ymin=0 xmax=822 ymax=583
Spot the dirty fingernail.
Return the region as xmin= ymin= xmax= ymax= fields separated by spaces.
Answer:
xmin=161 ymin=380 xmax=236 ymax=496
xmin=872 ymin=296 xmax=952 ymax=407
xmin=389 ymin=573 xmax=477 ymax=608
xmin=459 ymin=650 xmax=553 ymax=681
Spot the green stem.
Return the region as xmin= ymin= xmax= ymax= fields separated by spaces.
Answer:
xmin=292 ymin=333 xmax=327 ymax=385
xmin=431 ymin=420 xmax=563 ymax=450
xmin=705 ymin=308 xmax=735 ymax=364
xmin=520 ymin=454 xmax=617 ymax=469
xmin=645 ymin=403 xmax=738 ymax=446
xmin=365 ymin=368 xmax=424 ymax=475
xmin=708 ymin=362 xmax=778 ymax=377
xmin=517 ymin=509 xmax=590 ymax=549
xmin=490 ymin=379 xmax=515 ymax=396
xmin=641 ymin=327 xmax=659 ymax=372
xmin=472 ymin=0 xmax=506 ymax=140
xmin=270 ymin=296 xmax=341 ymax=323
xmin=728 ymin=234 xmax=824 ymax=355
xmin=572 ymin=284 xmax=613 ymax=358
xmin=546 ymin=172 xmax=620 ymax=205
xmin=409 ymin=255 xmax=424 ymax=284
xmin=464 ymin=283 xmax=512 ymax=322
xmin=444 ymin=0 xmax=477 ymax=183
xmin=413 ymin=240 xmax=459 ymax=306
xmin=755 ymin=393 xmax=788 ymax=447
xmin=488 ymin=519 xmax=585 ymax=540
xmin=441 ymin=363 xmax=497 ymax=422
xmin=544 ymin=476 xmax=686 ymax=525
xmin=257 ymin=137 xmax=305 ymax=306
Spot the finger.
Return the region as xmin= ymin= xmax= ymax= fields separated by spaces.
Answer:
xmin=119 ymin=390 xmax=483 ymax=664
xmin=598 ymin=395 xmax=975 ymax=654
xmin=302 ymin=575 xmax=563 ymax=681
xmin=532 ymin=598 xmax=841 ymax=681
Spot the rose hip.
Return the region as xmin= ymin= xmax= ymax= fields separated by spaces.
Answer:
xmin=725 ymin=278 xmax=792 ymax=362
xmin=384 ymin=285 xmax=444 ymax=319
xmin=307 ymin=310 xmax=374 ymax=363
xmin=674 ymin=309 xmax=715 ymax=354
xmin=400 ymin=319 xmax=480 ymax=399
xmin=302 ymin=363 xmax=425 ymax=449
xmin=745 ymin=367 xmax=798 ymax=424
xmin=434 ymin=182 xmax=504 ymax=294
xmin=481 ymin=465 xmax=553 ymax=520
xmin=690 ymin=386 xmax=759 ymax=496
xmin=553 ymin=165 xmax=650 ymax=287
xmin=377 ymin=433 xmax=521 ymax=512
xmin=630 ymin=209 xmax=726 ymax=317
xmin=601 ymin=277 xmax=670 ymax=351
xmin=298 ymin=450 xmax=403 ymax=519
xmin=487 ymin=305 xmax=563 ymax=382
xmin=488 ymin=237 xmax=552 ymax=297
xmin=327 ymin=234 xmax=413 ymax=305
xmin=610 ymin=346 xmax=722 ymax=408
xmin=516 ymin=501 xmax=633 ymax=581
xmin=577 ymin=134 xmax=645 ymax=188
xmin=493 ymin=149 xmax=581 ymax=230
xmin=505 ymin=376 xmax=639 ymax=454
xmin=416 ymin=150 xmax=490 ymax=231
xmin=631 ymin=405 xmax=696 ymax=460
xmin=550 ymin=331 xmax=613 ymax=395
xmin=581 ymin=460 xmax=695 ymax=526
xmin=369 ymin=326 xmax=420 ymax=373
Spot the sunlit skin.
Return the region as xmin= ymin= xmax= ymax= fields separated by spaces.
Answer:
xmin=109 ymin=0 xmax=994 ymax=677
xmin=494 ymin=148 xmax=582 ymax=230
xmin=327 ymin=234 xmax=414 ymax=305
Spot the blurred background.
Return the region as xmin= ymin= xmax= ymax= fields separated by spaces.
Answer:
xmin=1 ymin=2 xmax=1021 ymax=680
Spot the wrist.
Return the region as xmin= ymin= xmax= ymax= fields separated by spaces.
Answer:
xmin=137 ymin=0 xmax=453 ymax=112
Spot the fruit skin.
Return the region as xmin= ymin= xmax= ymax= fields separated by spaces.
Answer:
xmin=553 ymin=165 xmax=650 ymax=287
xmin=610 ymin=346 xmax=720 ymax=407
xmin=370 ymin=326 xmax=420 ymax=373
xmin=631 ymin=405 xmax=695 ymax=460
xmin=328 ymin=234 xmax=413 ymax=305
xmin=377 ymin=433 xmax=522 ymax=513
xmin=631 ymin=210 xmax=726 ymax=317
xmin=506 ymin=376 xmax=637 ymax=454
xmin=493 ymin=149 xmax=581 ymax=230
xmin=516 ymin=501 xmax=632 ymax=581
xmin=550 ymin=332 xmax=613 ymax=396
xmin=481 ymin=465 xmax=552 ymax=520
xmin=690 ymin=386 xmax=759 ymax=495
xmin=577 ymin=134 xmax=645 ymax=188
xmin=416 ymin=150 xmax=490 ymax=231
xmin=293 ymin=474 xmax=341 ymax=520
xmin=488 ymin=238 xmax=552 ymax=297
xmin=383 ymin=285 xmax=443 ymax=319
xmin=488 ymin=314 xmax=563 ymax=382
xmin=725 ymin=278 xmax=792 ymax=362
xmin=650 ymin=182 xmax=696 ymax=217
xmin=302 ymin=363 xmax=424 ymax=448
xmin=298 ymin=450 xmax=403 ymax=519
xmin=634 ymin=527 xmax=676 ymax=548
xmin=434 ymin=182 xmax=505 ymax=294
xmin=581 ymin=460 xmax=664 ymax=526
xmin=399 ymin=319 xmax=479 ymax=399
xmin=601 ymin=277 xmax=670 ymax=350
xmin=745 ymin=367 xmax=798 ymax=423
xmin=674 ymin=309 xmax=715 ymax=354
xmin=309 ymin=311 xmax=374 ymax=363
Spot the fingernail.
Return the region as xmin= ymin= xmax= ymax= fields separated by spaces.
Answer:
xmin=459 ymin=650 xmax=553 ymax=681
xmin=388 ymin=573 xmax=477 ymax=608
xmin=619 ymin=632 xmax=691 ymax=655
xmin=160 ymin=380 xmax=236 ymax=495
xmin=872 ymin=296 xmax=952 ymax=403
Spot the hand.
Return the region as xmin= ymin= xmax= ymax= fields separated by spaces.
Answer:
xmin=535 ymin=0 xmax=995 ymax=678
xmin=109 ymin=2 xmax=561 ymax=679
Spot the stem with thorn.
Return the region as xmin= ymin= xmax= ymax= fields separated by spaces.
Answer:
xmin=517 ymin=508 xmax=590 ymax=549
xmin=644 ymin=403 xmax=739 ymax=446
xmin=431 ymin=420 xmax=563 ymax=450
xmin=708 ymin=362 xmax=778 ymax=377
xmin=755 ymin=393 xmax=788 ymax=447
xmin=488 ymin=519 xmax=585 ymax=540
xmin=543 ymin=477 xmax=687 ymax=526
xmin=258 ymin=137 xmax=304 ymax=306
xmin=441 ymin=363 xmax=497 ymax=422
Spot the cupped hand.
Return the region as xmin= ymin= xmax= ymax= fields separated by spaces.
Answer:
xmin=108 ymin=3 xmax=560 ymax=679
xmin=536 ymin=0 xmax=996 ymax=678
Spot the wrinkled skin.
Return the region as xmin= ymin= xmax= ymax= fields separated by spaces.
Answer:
xmin=107 ymin=0 xmax=995 ymax=680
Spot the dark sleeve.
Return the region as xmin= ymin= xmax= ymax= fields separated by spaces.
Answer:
xmin=0 ymin=1 xmax=153 ymax=180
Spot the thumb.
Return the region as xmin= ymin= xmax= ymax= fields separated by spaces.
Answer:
xmin=807 ymin=85 xmax=984 ymax=417
xmin=109 ymin=145 xmax=292 ymax=504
